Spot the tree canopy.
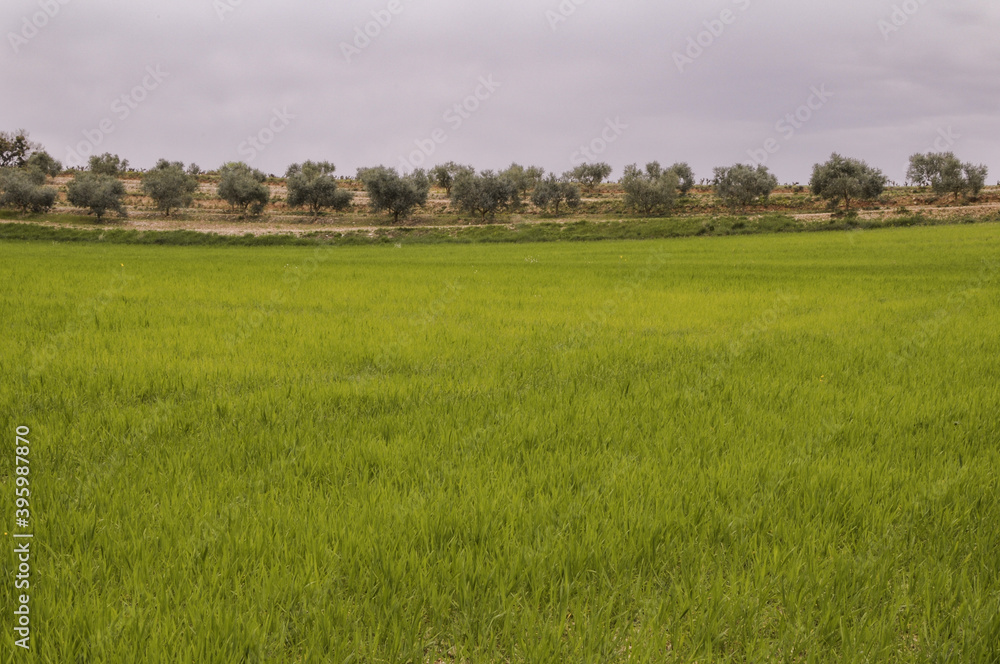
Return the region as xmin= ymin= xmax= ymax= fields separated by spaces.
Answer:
xmin=217 ymin=162 xmax=270 ymax=216
xmin=67 ymin=172 xmax=128 ymax=222
xmin=142 ymin=159 xmax=199 ymax=216
xmin=810 ymin=154 xmax=886 ymax=211
xmin=450 ymin=170 xmax=518 ymax=222
xmin=359 ymin=166 xmax=430 ymax=223
xmin=622 ymin=163 xmax=679 ymax=215
xmin=285 ymin=161 xmax=353 ymax=215
xmin=713 ymin=164 xmax=779 ymax=213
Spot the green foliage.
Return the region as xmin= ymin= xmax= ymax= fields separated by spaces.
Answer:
xmin=0 ymin=129 xmax=39 ymax=167
xmin=142 ymin=159 xmax=199 ymax=216
xmin=25 ymin=150 xmax=62 ymax=177
xmin=531 ymin=174 xmax=581 ymax=215
xmin=66 ymin=172 xmax=127 ymax=221
xmin=810 ymin=153 xmax=886 ymax=211
xmin=713 ymin=163 xmax=779 ymax=213
xmin=430 ymin=162 xmax=474 ymax=196
xmin=88 ymin=152 xmax=130 ymax=176
xmin=668 ymin=162 xmax=696 ymax=195
xmin=621 ymin=162 xmax=679 ymax=215
xmin=906 ymin=153 xmax=936 ymax=188
xmin=0 ymin=167 xmax=57 ymax=213
xmin=908 ymin=153 xmax=989 ymax=200
xmin=285 ymin=161 xmax=353 ymax=215
xmin=568 ymin=162 xmax=613 ymax=190
xmin=450 ymin=169 xmax=519 ymax=221
xmin=359 ymin=166 xmax=430 ymax=223
xmin=501 ymin=163 xmax=545 ymax=207
xmin=965 ymin=163 xmax=988 ymax=198
xmin=217 ymin=161 xmax=271 ymax=216
xmin=3 ymin=226 xmax=1000 ymax=661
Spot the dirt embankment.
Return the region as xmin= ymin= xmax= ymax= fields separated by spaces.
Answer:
xmin=22 ymin=180 xmax=1000 ymax=236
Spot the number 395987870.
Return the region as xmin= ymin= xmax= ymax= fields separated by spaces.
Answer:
xmin=15 ymin=426 xmax=31 ymax=525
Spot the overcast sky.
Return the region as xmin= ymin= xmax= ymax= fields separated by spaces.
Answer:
xmin=3 ymin=0 xmax=998 ymax=184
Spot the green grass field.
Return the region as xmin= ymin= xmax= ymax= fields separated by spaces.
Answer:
xmin=2 ymin=224 xmax=999 ymax=662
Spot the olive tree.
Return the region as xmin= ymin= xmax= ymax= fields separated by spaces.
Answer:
xmin=621 ymin=163 xmax=679 ymax=215
xmin=809 ymin=154 xmax=886 ymax=211
xmin=67 ymin=172 xmax=127 ymax=222
xmin=88 ymin=153 xmax=130 ymax=176
xmin=907 ymin=152 xmax=988 ymax=199
xmin=359 ymin=166 xmax=430 ymax=223
xmin=568 ymin=162 xmax=613 ymax=191
xmin=285 ymin=161 xmax=353 ymax=215
xmin=501 ymin=163 xmax=545 ymax=207
xmin=217 ymin=161 xmax=270 ymax=216
xmin=668 ymin=162 xmax=695 ymax=195
xmin=142 ymin=159 xmax=199 ymax=216
xmin=0 ymin=168 xmax=57 ymax=213
xmin=0 ymin=129 xmax=39 ymax=167
xmin=450 ymin=169 xmax=518 ymax=222
xmin=531 ymin=174 xmax=580 ymax=215
xmin=713 ymin=163 xmax=778 ymax=213
xmin=25 ymin=150 xmax=62 ymax=178
xmin=430 ymin=162 xmax=473 ymax=196
xmin=965 ymin=163 xmax=989 ymax=198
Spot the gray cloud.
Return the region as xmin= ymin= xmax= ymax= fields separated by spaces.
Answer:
xmin=2 ymin=0 xmax=997 ymax=183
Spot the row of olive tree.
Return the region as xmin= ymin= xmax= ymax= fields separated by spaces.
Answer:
xmin=0 ymin=151 xmax=959 ymax=223
xmin=907 ymin=152 xmax=988 ymax=199
xmin=0 ymin=129 xmax=990 ymax=222
xmin=616 ymin=154 xmax=886 ymax=216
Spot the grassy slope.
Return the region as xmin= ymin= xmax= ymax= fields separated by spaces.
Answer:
xmin=2 ymin=212 xmax=999 ymax=248
xmin=1 ymin=225 xmax=999 ymax=662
